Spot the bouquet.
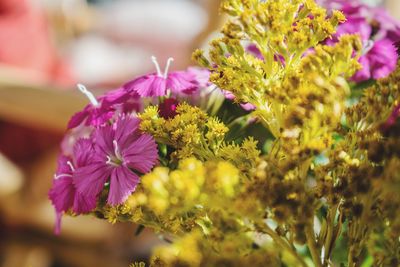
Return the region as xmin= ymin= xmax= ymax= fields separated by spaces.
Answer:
xmin=49 ymin=0 xmax=400 ymax=266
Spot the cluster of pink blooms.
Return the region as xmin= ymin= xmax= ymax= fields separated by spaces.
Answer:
xmin=321 ymin=0 xmax=400 ymax=82
xmin=247 ymin=0 xmax=400 ymax=83
xmin=48 ymin=58 xmax=211 ymax=234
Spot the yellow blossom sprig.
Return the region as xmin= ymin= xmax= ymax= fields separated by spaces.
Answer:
xmin=138 ymin=102 xmax=260 ymax=176
xmin=194 ymin=0 xmax=361 ymax=138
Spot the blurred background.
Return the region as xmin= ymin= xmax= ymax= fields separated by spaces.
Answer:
xmin=0 ymin=0 xmax=398 ymax=266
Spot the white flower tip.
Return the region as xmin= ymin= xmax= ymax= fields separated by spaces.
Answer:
xmin=151 ymin=55 xmax=163 ymax=77
xmin=76 ymin=83 xmax=99 ymax=107
xmin=77 ymin=83 xmax=87 ymax=93
xmin=362 ymin=40 xmax=374 ymax=55
xmin=67 ymin=161 xmax=75 ymax=172
xmin=163 ymin=57 xmax=175 ymax=78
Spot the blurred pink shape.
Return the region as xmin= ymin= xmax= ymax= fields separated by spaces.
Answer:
xmin=0 ymin=0 xmax=74 ymax=86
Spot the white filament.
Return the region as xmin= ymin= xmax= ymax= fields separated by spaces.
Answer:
xmin=362 ymin=40 xmax=374 ymax=56
xmin=77 ymin=84 xmax=99 ymax=107
xmin=113 ymin=140 xmax=122 ymax=159
xmin=163 ymin=57 xmax=174 ymax=78
xmin=54 ymin=173 xmax=73 ymax=180
xmin=106 ymin=155 xmax=112 ymax=165
xmin=67 ymin=161 xmax=75 ymax=172
xmin=151 ymin=56 xmax=163 ymax=77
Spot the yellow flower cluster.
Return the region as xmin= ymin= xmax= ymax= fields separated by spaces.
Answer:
xmin=194 ymin=0 xmax=361 ymax=139
xmin=98 ymin=158 xmax=243 ymax=236
xmin=150 ymin=231 xmax=280 ymax=267
xmin=139 ymin=102 xmax=260 ymax=175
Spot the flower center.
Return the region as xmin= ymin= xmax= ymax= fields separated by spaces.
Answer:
xmin=106 ymin=140 xmax=124 ymax=166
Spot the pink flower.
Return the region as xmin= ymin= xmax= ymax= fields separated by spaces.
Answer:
xmin=320 ymin=0 xmax=400 ymax=82
xmin=48 ymin=139 xmax=97 ymax=234
xmin=68 ymin=85 xmax=142 ymax=129
xmin=353 ymin=39 xmax=398 ymax=81
xmin=223 ymin=90 xmax=256 ymax=111
xmin=73 ymin=115 xmax=158 ymax=206
xmin=187 ymin=67 xmax=211 ymax=88
xmin=123 ymin=57 xmax=201 ymax=97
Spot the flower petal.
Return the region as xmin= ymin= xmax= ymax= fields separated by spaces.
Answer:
xmin=114 ymin=115 xmax=141 ymax=147
xmin=94 ymin=124 xmax=115 ymax=157
xmin=67 ymin=107 xmax=89 ymax=129
xmin=124 ymin=134 xmax=158 ymax=174
xmin=107 ymin=167 xmax=140 ymax=205
xmin=167 ymin=71 xmax=198 ymax=95
xmin=48 ymin=176 xmax=75 ymax=213
xmin=123 ymin=74 xmax=166 ymax=97
xmin=73 ymin=138 xmax=94 ymax=167
xmin=73 ymin=162 xmax=111 ymax=199
xmin=73 ymin=192 xmax=97 ymax=214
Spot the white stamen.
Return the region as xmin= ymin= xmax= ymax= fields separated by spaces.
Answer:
xmin=362 ymin=40 xmax=374 ymax=56
xmin=54 ymin=173 xmax=73 ymax=180
xmin=77 ymin=83 xmax=99 ymax=107
xmin=163 ymin=57 xmax=174 ymax=79
xmin=106 ymin=155 xmax=112 ymax=165
xmin=151 ymin=56 xmax=163 ymax=77
xmin=67 ymin=161 xmax=75 ymax=172
xmin=113 ymin=140 xmax=122 ymax=159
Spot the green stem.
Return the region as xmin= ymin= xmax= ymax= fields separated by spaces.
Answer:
xmin=257 ymin=223 xmax=308 ymax=267
xmin=323 ymin=204 xmax=339 ymax=265
xmin=306 ymin=224 xmax=323 ymax=267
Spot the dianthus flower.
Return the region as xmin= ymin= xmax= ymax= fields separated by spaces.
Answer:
xmin=223 ymin=90 xmax=256 ymax=111
xmin=122 ymin=57 xmax=203 ymax=97
xmin=48 ymin=139 xmax=97 ymax=234
xmin=321 ymin=0 xmax=400 ymax=81
xmin=73 ymin=115 xmax=158 ymax=205
xmin=187 ymin=67 xmax=211 ymax=88
xmin=68 ymin=84 xmax=141 ymax=129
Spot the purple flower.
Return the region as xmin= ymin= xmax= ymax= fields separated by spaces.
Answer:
xmin=158 ymin=98 xmax=179 ymax=119
xmin=187 ymin=67 xmax=211 ymax=88
xmin=123 ymin=57 xmax=201 ymax=97
xmin=353 ymin=39 xmax=398 ymax=81
xmin=73 ymin=115 xmax=158 ymax=206
xmin=68 ymin=103 xmax=114 ymax=130
xmin=223 ymin=90 xmax=256 ymax=111
xmin=247 ymin=44 xmax=264 ymax=60
xmin=68 ymin=85 xmax=142 ymax=129
xmin=48 ymin=139 xmax=97 ymax=234
xmin=321 ymin=0 xmax=400 ymax=82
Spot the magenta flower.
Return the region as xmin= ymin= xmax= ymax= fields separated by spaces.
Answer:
xmin=321 ymin=0 xmax=400 ymax=82
xmin=68 ymin=85 xmax=142 ymax=129
xmin=223 ymin=90 xmax=256 ymax=111
xmin=73 ymin=115 xmax=158 ymax=205
xmin=353 ymin=39 xmax=398 ymax=81
xmin=123 ymin=57 xmax=200 ymax=97
xmin=247 ymin=44 xmax=264 ymax=60
xmin=48 ymin=139 xmax=97 ymax=234
xmin=159 ymin=98 xmax=179 ymax=119
xmin=187 ymin=67 xmax=211 ymax=88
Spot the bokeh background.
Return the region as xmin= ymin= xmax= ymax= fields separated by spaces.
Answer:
xmin=0 ymin=0 xmax=398 ymax=266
